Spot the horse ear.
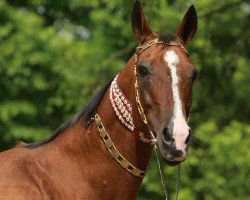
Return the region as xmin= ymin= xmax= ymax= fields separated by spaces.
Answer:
xmin=132 ymin=0 xmax=153 ymax=44
xmin=177 ymin=5 xmax=197 ymax=45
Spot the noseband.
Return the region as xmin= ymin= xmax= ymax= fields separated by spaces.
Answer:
xmin=94 ymin=38 xmax=187 ymax=177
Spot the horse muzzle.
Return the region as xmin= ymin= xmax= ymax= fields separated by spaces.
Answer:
xmin=158 ymin=126 xmax=192 ymax=164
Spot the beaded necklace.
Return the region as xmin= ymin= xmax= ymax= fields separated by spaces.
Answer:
xmin=109 ymin=74 xmax=152 ymax=143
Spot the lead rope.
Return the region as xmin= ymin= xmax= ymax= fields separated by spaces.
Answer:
xmin=154 ymin=146 xmax=181 ymax=200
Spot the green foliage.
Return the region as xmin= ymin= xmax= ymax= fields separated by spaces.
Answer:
xmin=0 ymin=0 xmax=249 ymax=199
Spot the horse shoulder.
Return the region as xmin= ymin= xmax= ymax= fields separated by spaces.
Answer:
xmin=0 ymin=148 xmax=44 ymax=199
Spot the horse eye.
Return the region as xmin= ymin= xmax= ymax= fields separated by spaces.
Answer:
xmin=138 ymin=65 xmax=150 ymax=77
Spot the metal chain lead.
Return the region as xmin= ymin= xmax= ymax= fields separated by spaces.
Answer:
xmin=175 ymin=164 xmax=181 ymax=200
xmin=155 ymin=147 xmax=169 ymax=200
xmin=154 ymin=146 xmax=181 ymax=200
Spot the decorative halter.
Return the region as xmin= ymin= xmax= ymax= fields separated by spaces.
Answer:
xmin=134 ymin=38 xmax=187 ymax=145
xmin=95 ymin=38 xmax=187 ymax=178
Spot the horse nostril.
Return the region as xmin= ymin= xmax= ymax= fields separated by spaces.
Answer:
xmin=163 ymin=127 xmax=172 ymax=142
xmin=185 ymin=129 xmax=192 ymax=145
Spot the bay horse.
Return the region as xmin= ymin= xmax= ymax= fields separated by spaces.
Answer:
xmin=0 ymin=1 xmax=198 ymax=199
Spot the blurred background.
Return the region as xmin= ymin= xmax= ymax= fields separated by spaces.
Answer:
xmin=0 ymin=0 xmax=249 ymax=199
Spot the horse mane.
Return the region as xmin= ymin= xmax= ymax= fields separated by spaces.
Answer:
xmin=24 ymin=77 xmax=114 ymax=149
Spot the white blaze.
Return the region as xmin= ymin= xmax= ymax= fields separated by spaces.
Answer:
xmin=164 ymin=50 xmax=190 ymax=152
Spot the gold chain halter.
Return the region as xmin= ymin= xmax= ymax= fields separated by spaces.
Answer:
xmin=134 ymin=38 xmax=187 ymax=145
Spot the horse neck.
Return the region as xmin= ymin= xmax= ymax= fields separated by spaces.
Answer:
xmin=46 ymin=58 xmax=153 ymax=198
xmin=87 ymin=60 xmax=153 ymax=197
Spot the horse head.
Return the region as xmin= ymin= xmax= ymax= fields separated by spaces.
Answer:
xmin=119 ymin=0 xmax=198 ymax=166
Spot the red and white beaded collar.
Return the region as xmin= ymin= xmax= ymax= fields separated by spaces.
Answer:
xmin=109 ymin=74 xmax=152 ymax=143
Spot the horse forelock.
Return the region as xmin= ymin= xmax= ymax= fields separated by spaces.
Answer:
xmin=159 ymin=33 xmax=179 ymax=44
